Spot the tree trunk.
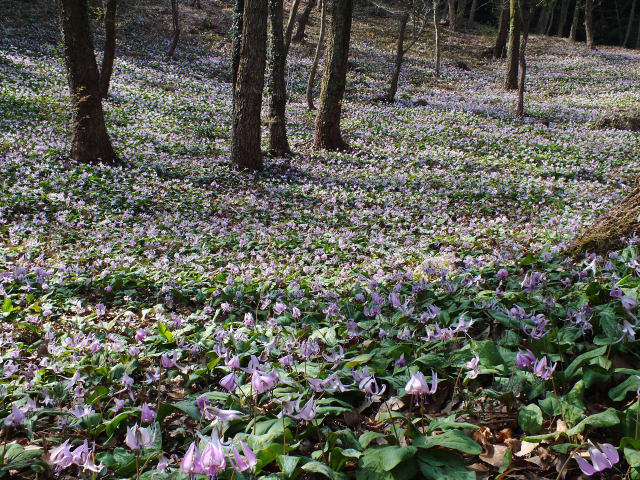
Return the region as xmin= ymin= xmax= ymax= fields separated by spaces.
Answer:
xmin=167 ymin=0 xmax=180 ymax=59
xmin=293 ymin=0 xmax=316 ymax=42
xmin=468 ymin=0 xmax=478 ymax=23
xmin=456 ymin=0 xmax=468 ymax=29
xmin=99 ymin=0 xmax=117 ymax=98
xmin=231 ymin=0 xmax=268 ymax=170
xmin=56 ymin=0 xmax=116 ymax=164
xmin=504 ymin=0 xmax=520 ymax=90
xmin=268 ymin=0 xmax=291 ymax=156
xmin=535 ymin=5 xmax=550 ymax=34
xmin=556 ymin=0 xmax=570 ymax=36
xmin=306 ymin=0 xmax=327 ymax=110
xmin=232 ymin=0 xmax=245 ymax=93
xmin=494 ymin=0 xmax=509 ymax=58
xmin=584 ymin=0 xmax=595 ymax=49
xmin=434 ymin=0 xmax=442 ymax=74
xmin=313 ymin=0 xmax=353 ymax=151
xmin=448 ymin=0 xmax=458 ymax=31
xmin=637 ymin=14 xmax=640 ymax=48
xmin=624 ymin=0 xmax=637 ymax=46
xmin=284 ymin=0 xmax=302 ymax=56
xmin=516 ymin=0 xmax=533 ymax=116
xmin=544 ymin=5 xmax=554 ymax=35
xmin=569 ymin=0 xmax=581 ymax=40
xmin=386 ymin=12 xmax=409 ymax=102
xmin=568 ymin=185 xmax=640 ymax=256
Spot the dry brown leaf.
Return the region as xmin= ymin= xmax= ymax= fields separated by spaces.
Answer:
xmin=516 ymin=441 xmax=539 ymax=457
xmin=480 ymin=443 xmax=509 ymax=468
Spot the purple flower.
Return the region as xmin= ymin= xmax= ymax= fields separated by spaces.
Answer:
xmin=405 ymin=371 xmax=437 ymax=396
xmin=574 ymin=443 xmax=619 ymax=476
xmin=251 ymin=370 xmax=280 ymax=395
xmin=515 ymin=349 xmax=536 ymax=368
xmin=622 ymin=296 xmax=638 ymax=311
xmin=532 ymin=356 xmax=557 ymax=380
xmin=293 ymin=396 xmax=317 ymax=421
xmin=465 ymin=353 xmax=480 ymax=379
xmin=3 ymin=405 xmax=25 ymax=427
xmin=359 ymin=375 xmax=386 ymax=401
xmin=610 ymin=285 xmax=623 ymax=299
xmin=200 ymin=435 xmax=226 ymax=477
xmin=140 ymin=403 xmax=156 ymax=423
xmin=180 ymin=442 xmax=204 ymax=476
xmin=497 ymin=269 xmax=508 ymax=280
xmin=125 ymin=424 xmax=156 ymax=451
xmin=219 ymin=372 xmax=237 ymax=392
xmin=49 ymin=439 xmax=74 ymax=471
xmin=395 ymin=353 xmax=407 ymax=368
xmin=231 ymin=442 xmax=257 ymax=472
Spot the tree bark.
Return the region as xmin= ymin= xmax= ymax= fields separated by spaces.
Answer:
xmin=556 ymin=0 xmax=570 ymax=36
xmin=637 ymin=13 xmax=640 ymax=48
xmin=268 ymin=0 xmax=291 ymax=156
xmin=293 ymin=0 xmax=316 ymax=42
xmin=494 ymin=0 xmax=509 ymax=58
xmin=568 ymin=185 xmax=640 ymax=256
xmin=468 ymin=0 xmax=478 ymax=23
xmin=386 ymin=12 xmax=409 ymax=102
xmin=535 ymin=5 xmax=550 ymax=34
xmin=544 ymin=4 xmax=554 ymax=35
xmin=231 ymin=0 xmax=268 ymax=170
xmin=584 ymin=0 xmax=595 ymax=49
xmin=313 ymin=0 xmax=353 ymax=151
xmin=456 ymin=0 xmax=468 ymax=29
xmin=569 ymin=0 xmax=581 ymax=40
xmin=284 ymin=0 xmax=302 ymax=56
xmin=306 ymin=0 xmax=327 ymax=110
xmin=448 ymin=0 xmax=458 ymax=31
xmin=504 ymin=0 xmax=520 ymax=90
xmin=167 ymin=0 xmax=180 ymax=59
xmin=516 ymin=0 xmax=533 ymax=116
xmin=624 ymin=0 xmax=637 ymax=46
xmin=99 ymin=0 xmax=117 ymax=98
xmin=232 ymin=0 xmax=245 ymax=93
xmin=434 ymin=0 xmax=442 ymax=74
xmin=56 ymin=0 xmax=116 ymax=164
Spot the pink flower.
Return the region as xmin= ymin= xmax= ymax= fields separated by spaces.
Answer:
xmin=180 ymin=442 xmax=204 ymax=476
xmin=200 ymin=435 xmax=226 ymax=476
xmin=231 ymin=441 xmax=257 ymax=472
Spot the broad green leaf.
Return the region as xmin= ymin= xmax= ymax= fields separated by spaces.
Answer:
xmin=277 ymin=455 xmax=300 ymax=478
xmin=518 ymin=404 xmax=543 ymax=434
xmin=414 ymin=430 xmax=482 ymax=455
xmin=416 ymin=450 xmax=475 ymax=480
xmin=565 ymin=408 xmax=620 ymax=436
xmin=564 ymin=346 xmax=607 ymax=380
xmin=301 ymin=460 xmax=348 ymax=480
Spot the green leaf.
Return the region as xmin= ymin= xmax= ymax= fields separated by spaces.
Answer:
xmin=416 ymin=450 xmax=475 ymax=480
xmin=346 ymin=353 xmax=374 ymax=369
xmin=518 ymin=404 xmax=543 ymax=434
xmin=414 ymin=430 xmax=482 ymax=455
xmin=565 ymin=408 xmax=620 ymax=436
xmin=277 ymin=455 xmax=300 ymax=478
xmin=564 ymin=346 xmax=607 ymax=380
xmin=359 ymin=431 xmax=386 ymax=448
xmin=301 ymin=460 xmax=348 ymax=480
xmin=609 ymin=375 xmax=640 ymax=402
xmin=361 ymin=446 xmax=417 ymax=472
xmin=157 ymin=321 xmax=174 ymax=343
xmin=427 ymin=414 xmax=479 ymax=434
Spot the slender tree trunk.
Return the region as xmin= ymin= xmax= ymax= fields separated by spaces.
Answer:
xmin=535 ymin=5 xmax=550 ymax=34
xmin=293 ymin=0 xmax=316 ymax=42
xmin=624 ymin=0 xmax=637 ymax=46
xmin=569 ymin=0 xmax=581 ymax=40
xmin=268 ymin=0 xmax=291 ymax=156
xmin=456 ymin=0 xmax=468 ymax=28
xmin=231 ymin=0 xmax=268 ymax=170
xmin=636 ymin=14 xmax=640 ymax=48
xmin=284 ymin=0 xmax=302 ymax=56
xmin=386 ymin=12 xmax=409 ymax=102
xmin=516 ymin=0 xmax=533 ymax=116
xmin=505 ymin=0 xmax=520 ymax=90
xmin=231 ymin=0 xmax=244 ymax=114
xmin=584 ymin=0 xmax=595 ymax=49
xmin=56 ymin=0 xmax=116 ymax=164
xmin=556 ymin=0 xmax=570 ymax=36
xmin=468 ymin=0 xmax=478 ymax=23
xmin=434 ymin=0 xmax=442 ymax=74
xmin=167 ymin=0 xmax=180 ymax=59
xmin=99 ymin=0 xmax=117 ymax=98
xmin=306 ymin=0 xmax=327 ymax=110
xmin=568 ymin=185 xmax=640 ymax=256
xmin=448 ymin=0 xmax=458 ymax=31
xmin=313 ymin=0 xmax=353 ymax=151
xmin=494 ymin=0 xmax=509 ymax=58
xmin=544 ymin=5 xmax=554 ymax=35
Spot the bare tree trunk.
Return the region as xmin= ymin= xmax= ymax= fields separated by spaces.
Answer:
xmin=516 ymin=0 xmax=533 ymax=116
xmin=569 ymin=0 xmax=581 ymax=40
xmin=313 ymin=0 xmax=353 ymax=151
xmin=167 ymin=0 xmax=180 ymax=59
xmin=468 ymin=0 xmax=478 ymax=23
xmin=456 ymin=0 xmax=468 ymax=28
xmin=434 ymin=0 xmax=442 ymax=74
xmin=231 ymin=0 xmax=268 ymax=170
xmin=504 ymin=0 xmax=520 ymax=90
xmin=385 ymin=12 xmax=409 ymax=102
xmin=306 ymin=0 xmax=327 ymax=110
xmin=624 ymin=0 xmax=637 ymax=46
xmin=637 ymin=14 xmax=640 ymax=48
xmin=56 ymin=0 xmax=116 ymax=164
xmin=99 ymin=0 xmax=117 ymax=98
xmin=544 ymin=5 xmax=554 ymax=35
xmin=284 ymin=0 xmax=302 ymax=56
xmin=556 ymin=0 xmax=570 ymax=36
xmin=584 ymin=0 xmax=595 ymax=49
xmin=268 ymin=0 xmax=291 ymax=156
xmin=448 ymin=0 xmax=458 ymax=31
xmin=293 ymin=0 xmax=316 ymax=42
xmin=568 ymin=185 xmax=640 ymax=256
xmin=232 ymin=0 xmax=245 ymax=92
xmin=535 ymin=5 xmax=550 ymax=34
xmin=494 ymin=0 xmax=509 ymax=58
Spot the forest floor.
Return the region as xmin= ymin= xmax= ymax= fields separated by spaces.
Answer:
xmin=1 ymin=1 xmax=640 ymax=479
